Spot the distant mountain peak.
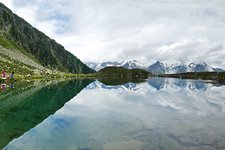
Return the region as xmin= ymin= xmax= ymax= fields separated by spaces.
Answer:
xmin=147 ymin=61 xmax=166 ymax=74
xmin=122 ymin=60 xmax=147 ymax=70
xmin=86 ymin=60 xmax=224 ymax=74
xmin=86 ymin=60 xmax=147 ymax=71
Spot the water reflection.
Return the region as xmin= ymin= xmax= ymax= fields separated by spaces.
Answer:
xmin=149 ymin=78 xmax=208 ymax=91
xmin=3 ymin=78 xmax=225 ymax=150
xmin=93 ymin=77 xmax=210 ymax=92
xmin=0 ymin=79 xmax=94 ymax=149
xmin=148 ymin=77 xmax=166 ymax=90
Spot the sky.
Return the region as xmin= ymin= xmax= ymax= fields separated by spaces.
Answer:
xmin=0 ymin=0 xmax=225 ymax=68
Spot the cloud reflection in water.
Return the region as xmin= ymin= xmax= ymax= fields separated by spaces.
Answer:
xmin=4 ymin=78 xmax=225 ymax=150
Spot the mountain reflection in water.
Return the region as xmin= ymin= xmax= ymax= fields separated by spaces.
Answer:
xmin=0 ymin=79 xmax=94 ymax=149
xmin=2 ymin=77 xmax=225 ymax=150
xmin=92 ymin=77 xmax=210 ymax=91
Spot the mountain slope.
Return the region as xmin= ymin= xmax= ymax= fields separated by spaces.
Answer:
xmin=86 ymin=61 xmax=121 ymax=71
xmin=0 ymin=3 xmax=94 ymax=74
xmin=122 ymin=60 xmax=147 ymax=70
xmin=147 ymin=61 xmax=166 ymax=74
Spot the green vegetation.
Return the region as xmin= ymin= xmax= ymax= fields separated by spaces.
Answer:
xmin=13 ymin=73 xmax=97 ymax=80
xmin=98 ymin=67 xmax=150 ymax=78
xmin=158 ymin=72 xmax=225 ymax=83
xmin=97 ymin=67 xmax=150 ymax=85
xmin=0 ymin=37 xmax=25 ymax=52
xmin=97 ymin=67 xmax=225 ymax=85
xmin=0 ymin=54 xmax=35 ymax=76
xmin=0 ymin=79 xmax=94 ymax=148
xmin=0 ymin=3 xmax=95 ymax=74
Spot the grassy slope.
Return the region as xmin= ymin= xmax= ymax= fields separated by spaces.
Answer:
xmin=0 ymin=3 xmax=95 ymax=74
xmin=0 ymin=37 xmax=45 ymax=76
xmin=0 ymin=37 xmax=97 ymax=79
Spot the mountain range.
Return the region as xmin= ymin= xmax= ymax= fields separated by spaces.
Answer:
xmin=86 ymin=60 xmax=147 ymax=71
xmin=86 ymin=60 xmax=224 ymax=74
xmin=0 ymin=3 xmax=94 ymax=75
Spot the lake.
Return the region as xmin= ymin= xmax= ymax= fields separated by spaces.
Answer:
xmin=1 ymin=78 xmax=225 ymax=150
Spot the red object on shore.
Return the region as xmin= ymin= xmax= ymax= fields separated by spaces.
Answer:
xmin=1 ymin=69 xmax=6 ymax=78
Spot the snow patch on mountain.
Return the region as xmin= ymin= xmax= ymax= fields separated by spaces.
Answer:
xmin=86 ymin=60 xmax=224 ymax=73
xmin=86 ymin=60 xmax=147 ymax=71
xmin=122 ymin=60 xmax=147 ymax=70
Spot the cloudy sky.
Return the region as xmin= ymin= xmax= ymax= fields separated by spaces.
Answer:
xmin=1 ymin=0 xmax=225 ymax=68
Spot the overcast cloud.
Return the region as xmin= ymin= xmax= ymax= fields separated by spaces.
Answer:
xmin=1 ymin=0 xmax=225 ymax=68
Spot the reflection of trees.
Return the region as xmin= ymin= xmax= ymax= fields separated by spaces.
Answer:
xmin=0 ymin=79 xmax=94 ymax=149
xmin=97 ymin=77 xmax=209 ymax=91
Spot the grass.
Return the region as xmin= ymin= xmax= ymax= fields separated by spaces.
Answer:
xmin=0 ymin=55 xmax=34 ymax=76
xmin=11 ymin=73 xmax=97 ymax=80
xmin=0 ymin=36 xmax=24 ymax=52
xmin=0 ymin=36 xmax=45 ymax=68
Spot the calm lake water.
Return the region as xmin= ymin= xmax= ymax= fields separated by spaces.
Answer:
xmin=1 ymin=78 xmax=225 ymax=150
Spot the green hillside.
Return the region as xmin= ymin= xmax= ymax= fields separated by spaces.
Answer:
xmin=98 ymin=67 xmax=150 ymax=77
xmin=159 ymin=72 xmax=225 ymax=84
xmin=97 ymin=66 xmax=150 ymax=85
xmin=0 ymin=3 xmax=95 ymax=75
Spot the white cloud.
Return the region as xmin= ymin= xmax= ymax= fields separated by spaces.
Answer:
xmin=0 ymin=0 xmax=12 ymax=8
xmin=1 ymin=0 xmax=225 ymax=68
xmin=154 ymin=39 xmax=225 ymax=68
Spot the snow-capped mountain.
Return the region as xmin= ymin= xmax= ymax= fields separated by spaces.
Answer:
xmin=147 ymin=61 xmax=166 ymax=74
xmin=86 ymin=60 xmax=147 ymax=71
xmin=187 ymin=62 xmax=213 ymax=72
xmin=148 ymin=62 xmax=223 ymax=74
xmin=86 ymin=61 xmax=121 ymax=71
xmin=122 ymin=60 xmax=147 ymax=70
xmin=212 ymin=68 xmax=224 ymax=72
xmin=166 ymin=62 xmax=219 ymax=74
xmin=169 ymin=65 xmax=188 ymax=73
xmin=86 ymin=60 xmax=224 ymax=73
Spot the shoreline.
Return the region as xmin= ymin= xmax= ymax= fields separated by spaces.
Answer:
xmin=0 ymin=73 xmax=97 ymax=81
xmin=156 ymin=72 xmax=225 ymax=84
xmin=1 ymin=72 xmax=225 ymax=86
